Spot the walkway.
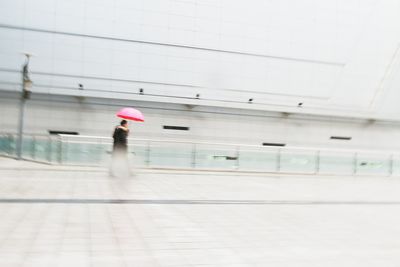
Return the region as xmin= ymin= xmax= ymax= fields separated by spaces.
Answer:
xmin=0 ymin=157 xmax=399 ymax=266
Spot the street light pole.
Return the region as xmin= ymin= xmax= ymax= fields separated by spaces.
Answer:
xmin=16 ymin=54 xmax=33 ymax=160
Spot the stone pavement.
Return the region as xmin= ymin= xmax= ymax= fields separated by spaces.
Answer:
xmin=0 ymin=157 xmax=400 ymax=266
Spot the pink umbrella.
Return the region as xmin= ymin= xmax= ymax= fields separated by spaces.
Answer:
xmin=116 ymin=107 xmax=144 ymax=122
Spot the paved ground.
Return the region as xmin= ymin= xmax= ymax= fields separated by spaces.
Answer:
xmin=1 ymin=157 xmax=400 ymax=266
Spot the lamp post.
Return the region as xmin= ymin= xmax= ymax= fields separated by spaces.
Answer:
xmin=16 ymin=54 xmax=33 ymax=159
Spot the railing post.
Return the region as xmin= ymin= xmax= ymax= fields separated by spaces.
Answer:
xmin=58 ymin=135 xmax=63 ymax=164
xmin=97 ymin=137 xmax=102 ymax=165
xmin=389 ymin=154 xmax=394 ymax=176
xmin=16 ymin=98 xmax=27 ymax=160
xmin=191 ymin=143 xmax=196 ymax=169
xmin=315 ymin=150 xmax=320 ymax=174
xmin=276 ymin=148 xmax=281 ymax=172
xmin=235 ymin=146 xmax=240 ymax=170
xmin=145 ymin=141 xmax=151 ymax=167
xmin=0 ymin=134 xmax=3 ymax=155
xmin=64 ymin=137 xmax=69 ymax=164
xmin=353 ymin=152 xmax=358 ymax=175
xmin=8 ymin=134 xmax=13 ymax=155
xmin=31 ymin=136 xmax=36 ymax=159
xmin=47 ymin=135 xmax=52 ymax=163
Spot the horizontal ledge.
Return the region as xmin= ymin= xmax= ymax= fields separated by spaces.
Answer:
xmin=0 ymin=198 xmax=398 ymax=205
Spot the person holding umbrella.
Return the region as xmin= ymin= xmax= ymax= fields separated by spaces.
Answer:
xmin=109 ymin=108 xmax=144 ymax=177
xmin=113 ymin=119 xmax=129 ymax=152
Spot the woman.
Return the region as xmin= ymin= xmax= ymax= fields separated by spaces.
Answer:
xmin=110 ymin=120 xmax=131 ymax=177
xmin=113 ymin=120 xmax=129 ymax=153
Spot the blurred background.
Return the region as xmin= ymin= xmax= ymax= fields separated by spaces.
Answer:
xmin=1 ymin=0 xmax=400 ymax=172
xmin=3 ymin=2 xmax=400 ymax=266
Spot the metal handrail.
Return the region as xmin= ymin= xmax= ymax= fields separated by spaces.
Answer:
xmin=57 ymin=134 xmax=398 ymax=156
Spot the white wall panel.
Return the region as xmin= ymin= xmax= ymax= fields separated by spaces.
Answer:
xmin=85 ymin=18 xmax=113 ymax=36
xmin=141 ymin=11 xmax=168 ymax=28
xmin=114 ymin=8 xmax=142 ymax=24
xmin=170 ymin=1 xmax=196 ymax=16
xmin=1 ymin=0 xmax=400 ymax=121
xmin=169 ymin=15 xmax=196 ymax=31
xmin=53 ymin=37 xmax=83 ymax=62
xmin=194 ymin=32 xmax=219 ymax=47
xmin=111 ymin=65 xmax=140 ymax=81
xmin=25 ymin=11 xmax=54 ymax=30
xmin=86 ymin=4 xmax=113 ymax=21
xmin=0 ymin=6 xmax=24 ymax=26
xmin=142 ymin=0 xmax=170 ymax=13
xmin=0 ymin=38 xmax=23 ymax=61
xmin=53 ymin=60 xmax=82 ymax=76
xmin=55 ymin=0 xmax=84 ymax=17
xmin=55 ymin=15 xmax=84 ymax=33
xmin=196 ymin=4 xmax=220 ymax=20
xmin=139 ymin=25 xmax=166 ymax=43
xmin=0 ymin=54 xmax=22 ymax=71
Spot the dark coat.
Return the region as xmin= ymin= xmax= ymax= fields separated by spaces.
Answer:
xmin=112 ymin=126 xmax=128 ymax=151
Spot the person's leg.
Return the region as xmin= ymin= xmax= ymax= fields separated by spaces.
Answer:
xmin=121 ymin=147 xmax=132 ymax=176
xmin=125 ymin=151 xmax=133 ymax=176
xmin=109 ymin=150 xmax=116 ymax=177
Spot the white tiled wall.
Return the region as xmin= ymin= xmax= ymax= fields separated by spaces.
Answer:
xmin=1 ymin=0 xmax=400 ymax=152
xmin=1 ymin=0 xmax=400 ymax=120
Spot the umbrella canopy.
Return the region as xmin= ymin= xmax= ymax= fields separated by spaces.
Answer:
xmin=116 ymin=107 xmax=144 ymax=122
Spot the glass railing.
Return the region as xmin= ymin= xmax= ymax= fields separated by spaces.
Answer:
xmin=0 ymin=133 xmax=398 ymax=176
xmin=0 ymin=133 xmax=60 ymax=163
xmin=0 ymin=133 xmax=16 ymax=157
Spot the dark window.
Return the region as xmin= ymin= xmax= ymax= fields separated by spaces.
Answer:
xmin=49 ymin=131 xmax=79 ymax=135
xmin=330 ymin=136 xmax=352 ymax=140
xmin=163 ymin=126 xmax=190 ymax=131
xmin=262 ymin=143 xmax=286 ymax=147
xmin=213 ymin=156 xmax=238 ymax=160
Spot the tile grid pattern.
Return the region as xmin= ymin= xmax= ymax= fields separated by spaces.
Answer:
xmin=1 ymin=168 xmax=400 ymax=266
